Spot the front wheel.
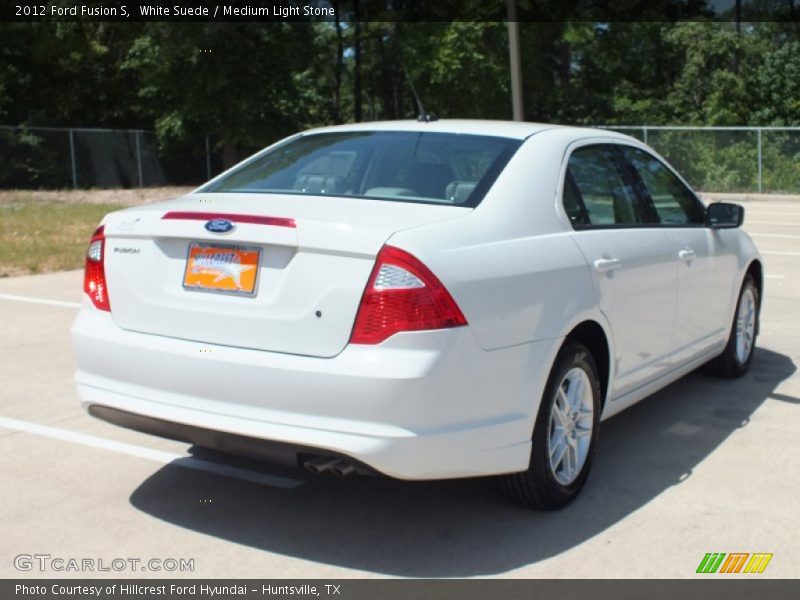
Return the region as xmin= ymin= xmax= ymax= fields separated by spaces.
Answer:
xmin=705 ymin=274 xmax=759 ymax=378
xmin=502 ymin=343 xmax=601 ymax=510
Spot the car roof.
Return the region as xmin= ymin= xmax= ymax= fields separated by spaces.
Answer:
xmin=302 ymin=119 xmax=638 ymax=142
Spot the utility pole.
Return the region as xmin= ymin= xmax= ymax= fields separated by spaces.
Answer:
xmin=507 ymin=0 xmax=524 ymax=121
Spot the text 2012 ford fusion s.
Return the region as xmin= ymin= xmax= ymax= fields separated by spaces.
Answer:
xmin=71 ymin=120 xmax=762 ymax=509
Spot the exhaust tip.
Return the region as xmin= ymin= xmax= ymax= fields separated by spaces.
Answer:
xmin=303 ymin=456 xmax=342 ymax=475
xmin=330 ymin=461 xmax=355 ymax=477
xmin=302 ymin=456 xmax=357 ymax=476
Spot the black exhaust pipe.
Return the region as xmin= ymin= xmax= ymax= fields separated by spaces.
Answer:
xmin=329 ymin=460 xmax=355 ymax=476
xmin=303 ymin=456 xmax=341 ymax=474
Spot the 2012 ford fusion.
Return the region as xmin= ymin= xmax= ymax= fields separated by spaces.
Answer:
xmin=71 ymin=120 xmax=762 ymax=509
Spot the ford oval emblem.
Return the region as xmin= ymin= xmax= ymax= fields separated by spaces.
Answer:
xmin=205 ymin=219 xmax=234 ymax=233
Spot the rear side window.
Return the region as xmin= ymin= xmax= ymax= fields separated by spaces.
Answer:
xmin=562 ymin=174 xmax=589 ymax=226
xmin=621 ymin=147 xmax=705 ymax=225
xmin=566 ymin=145 xmax=653 ymax=226
xmin=201 ymin=131 xmax=521 ymax=208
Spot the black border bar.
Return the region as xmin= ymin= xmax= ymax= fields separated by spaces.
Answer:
xmin=3 ymin=1 xmax=800 ymax=23
xmin=4 ymin=579 xmax=800 ymax=600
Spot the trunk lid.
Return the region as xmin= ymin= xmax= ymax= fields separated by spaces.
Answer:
xmin=101 ymin=192 xmax=470 ymax=357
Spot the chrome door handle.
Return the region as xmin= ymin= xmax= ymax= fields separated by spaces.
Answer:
xmin=679 ymin=249 xmax=696 ymax=261
xmin=593 ymin=258 xmax=621 ymax=273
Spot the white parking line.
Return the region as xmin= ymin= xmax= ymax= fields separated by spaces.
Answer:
xmin=0 ymin=293 xmax=81 ymax=309
xmin=749 ymin=233 xmax=800 ymax=239
xmin=765 ymin=274 xmax=786 ymax=280
xmin=747 ymin=221 xmax=800 ymax=226
xmin=760 ymin=250 xmax=800 ymax=256
xmin=0 ymin=416 xmax=303 ymax=489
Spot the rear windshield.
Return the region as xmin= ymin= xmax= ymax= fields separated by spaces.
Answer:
xmin=200 ymin=131 xmax=521 ymax=207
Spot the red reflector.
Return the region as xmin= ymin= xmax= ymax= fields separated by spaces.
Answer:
xmin=162 ymin=211 xmax=296 ymax=228
xmin=83 ymin=225 xmax=110 ymax=312
xmin=350 ymin=246 xmax=467 ymax=345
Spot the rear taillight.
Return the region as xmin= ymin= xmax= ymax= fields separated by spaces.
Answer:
xmin=83 ymin=225 xmax=110 ymax=311
xmin=350 ymin=245 xmax=467 ymax=345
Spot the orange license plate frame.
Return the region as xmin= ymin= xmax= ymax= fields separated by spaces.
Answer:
xmin=182 ymin=243 xmax=261 ymax=296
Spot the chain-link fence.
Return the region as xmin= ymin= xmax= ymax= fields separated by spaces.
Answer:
xmin=604 ymin=126 xmax=800 ymax=194
xmin=0 ymin=125 xmax=222 ymax=189
xmin=1 ymin=124 xmax=799 ymax=193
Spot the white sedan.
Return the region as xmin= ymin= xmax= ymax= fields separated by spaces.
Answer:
xmin=71 ymin=120 xmax=762 ymax=509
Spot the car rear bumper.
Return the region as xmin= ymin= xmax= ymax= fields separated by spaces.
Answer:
xmin=72 ymin=307 xmax=556 ymax=479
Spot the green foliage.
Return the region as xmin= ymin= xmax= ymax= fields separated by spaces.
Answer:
xmin=407 ymin=22 xmax=510 ymax=119
xmin=0 ymin=128 xmax=66 ymax=188
xmin=646 ymin=130 xmax=759 ymax=192
xmin=122 ymin=23 xmax=319 ymax=163
xmin=761 ymin=131 xmax=800 ymax=193
xmin=1 ymin=16 xmax=800 ymax=189
xmin=754 ymin=40 xmax=800 ymax=125
xmin=0 ymin=23 xmax=143 ymax=127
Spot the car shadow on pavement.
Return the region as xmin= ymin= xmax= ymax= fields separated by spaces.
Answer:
xmin=129 ymin=347 xmax=795 ymax=577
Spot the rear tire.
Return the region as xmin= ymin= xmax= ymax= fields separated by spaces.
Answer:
xmin=705 ymin=274 xmax=759 ymax=379
xmin=502 ymin=343 xmax=601 ymax=510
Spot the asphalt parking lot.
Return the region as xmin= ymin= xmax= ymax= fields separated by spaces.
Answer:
xmin=1 ymin=196 xmax=798 ymax=579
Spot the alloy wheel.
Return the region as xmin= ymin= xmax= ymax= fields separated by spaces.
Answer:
xmin=548 ymin=367 xmax=594 ymax=486
xmin=735 ymin=287 xmax=756 ymax=364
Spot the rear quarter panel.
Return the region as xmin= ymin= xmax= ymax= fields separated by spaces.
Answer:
xmin=389 ymin=128 xmax=604 ymax=351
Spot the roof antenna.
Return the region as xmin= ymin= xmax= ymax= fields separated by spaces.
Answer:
xmin=403 ymin=66 xmax=437 ymax=123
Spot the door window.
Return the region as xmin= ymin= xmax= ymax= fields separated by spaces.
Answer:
xmin=566 ymin=145 xmax=654 ymax=227
xmin=562 ymin=174 xmax=589 ymax=226
xmin=621 ymin=147 xmax=705 ymax=226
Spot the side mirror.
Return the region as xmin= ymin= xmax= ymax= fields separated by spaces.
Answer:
xmin=706 ymin=202 xmax=744 ymax=229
